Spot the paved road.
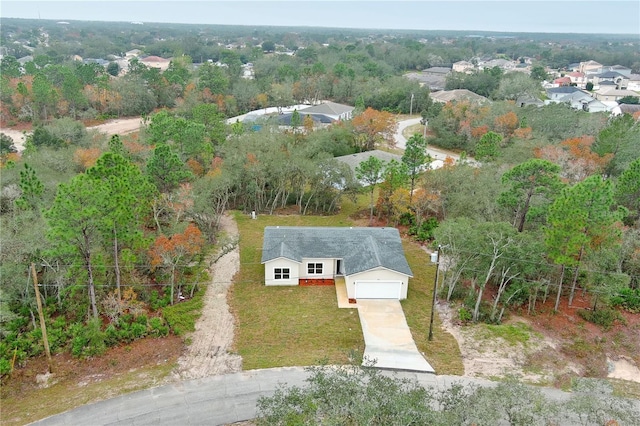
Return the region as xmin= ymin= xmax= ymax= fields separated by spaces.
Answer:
xmin=32 ymin=367 xmax=581 ymax=425
xmin=394 ymin=116 xmax=480 ymax=168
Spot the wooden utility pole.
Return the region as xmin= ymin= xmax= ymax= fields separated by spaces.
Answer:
xmin=31 ymin=263 xmax=53 ymax=373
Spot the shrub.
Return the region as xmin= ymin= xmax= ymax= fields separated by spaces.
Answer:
xmin=577 ymin=308 xmax=624 ymax=331
xmin=149 ymin=290 xmax=170 ymax=310
xmin=610 ymin=287 xmax=640 ymax=313
xmin=130 ymin=322 xmax=147 ymax=339
xmin=162 ymin=289 xmax=204 ymax=335
xmin=409 ymin=217 xmax=439 ymax=242
xmin=104 ymin=324 xmax=119 ymax=346
xmin=149 ymin=317 xmax=169 ymax=337
xmin=458 ymin=307 xmax=472 ymax=323
xmin=71 ymin=318 xmax=106 ymax=358
xmin=0 ymin=357 xmax=11 ymax=376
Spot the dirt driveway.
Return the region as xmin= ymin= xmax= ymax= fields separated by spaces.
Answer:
xmin=0 ymin=117 xmax=144 ymax=152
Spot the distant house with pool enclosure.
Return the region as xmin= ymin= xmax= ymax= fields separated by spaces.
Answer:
xmin=261 ymin=226 xmax=413 ymax=301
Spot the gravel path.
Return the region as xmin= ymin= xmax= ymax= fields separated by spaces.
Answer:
xmin=173 ymin=213 xmax=243 ymax=380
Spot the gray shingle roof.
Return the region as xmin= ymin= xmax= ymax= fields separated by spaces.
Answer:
xmin=302 ymin=101 xmax=354 ymax=117
xmin=335 ymin=150 xmax=402 ymax=177
xmin=261 ymin=226 xmax=413 ymax=277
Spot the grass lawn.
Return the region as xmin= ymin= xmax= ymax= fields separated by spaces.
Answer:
xmin=229 ymin=196 xmax=464 ymax=375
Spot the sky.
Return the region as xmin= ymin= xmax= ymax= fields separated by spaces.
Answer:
xmin=1 ymin=1 xmax=639 ymax=35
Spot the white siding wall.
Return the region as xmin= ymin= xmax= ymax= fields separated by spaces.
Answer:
xmin=345 ymin=267 xmax=410 ymax=300
xmin=299 ymin=258 xmax=335 ymax=280
xmin=264 ymin=258 xmax=300 ymax=286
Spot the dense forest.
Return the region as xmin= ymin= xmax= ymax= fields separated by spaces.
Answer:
xmin=0 ymin=18 xmax=639 ymax=384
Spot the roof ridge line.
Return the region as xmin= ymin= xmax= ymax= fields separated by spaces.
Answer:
xmin=367 ymin=235 xmax=383 ymax=267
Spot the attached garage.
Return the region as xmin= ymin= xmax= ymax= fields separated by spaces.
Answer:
xmin=355 ymin=281 xmax=402 ymax=299
xmin=262 ymin=227 xmax=413 ymax=300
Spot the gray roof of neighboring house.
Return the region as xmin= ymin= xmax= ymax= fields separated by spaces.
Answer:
xmin=558 ymin=91 xmax=594 ymax=103
xmin=404 ymin=72 xmax=447 ymax=91
xmin=301 ymin=101 xmax=353 ymax=117
xmin=609 ymin=65 xmax=631 ymax=71
xmin=277 ymin=112 xmax=334 ymax=124
xmin=335 ymin=150 xmax=403 ymax=176
xmin=597 ymin=71 xmax=626 ymax=79
xmin=261 ymin=226 xmax=413 ymax=277
xmin=618 ymin=104 xmax=640 ymax=114
xmin=430 ymin=89 xmax=489 ymax=104
xmin=423 ymin=66 xmax=452 ymax=75
xmin=546 ymin=86 xmax=584 ymax=95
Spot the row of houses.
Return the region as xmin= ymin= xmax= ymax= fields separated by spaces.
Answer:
xmin=549 ymin=61 xmax=640 ymax=92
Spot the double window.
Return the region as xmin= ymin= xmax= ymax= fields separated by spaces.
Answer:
xmin=307 ymin=263 xmax=323 ymax=275
xmin=274 ymin=268 xmax=290 ymax=280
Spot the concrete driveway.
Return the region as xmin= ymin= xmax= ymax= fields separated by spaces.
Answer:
xmin=357 ymin=299 xmax=435 ymax=373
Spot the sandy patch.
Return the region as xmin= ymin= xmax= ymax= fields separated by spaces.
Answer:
xmin=0 ymin=128 xmax=28 ymax=152
xmin=608 ymin=356 xmax=640 ymax=383
xmin=0 ymin=117 xmax=144 ymax=153
xmin=435 ymin=302 xmax=580 ymax=383
xmin=173 ymin=213 xmax=243 ymax=380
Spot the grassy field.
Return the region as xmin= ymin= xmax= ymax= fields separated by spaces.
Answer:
xmin=229 ymin=197 xmax=464 ymax=374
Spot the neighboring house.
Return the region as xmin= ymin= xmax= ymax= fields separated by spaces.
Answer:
xmin=430 ymin=89 xmax=490 ymax=104
xmin=125 ymin=49 xmax=142 ymax=58
xmin=593 ymin=88 xmax=640 ymax=102
xmin=516 ymin=94 xmax=544 ymax=107
xmin=423 ymin=66 xmax=452 ymax=76
xmin=567 ymin=71 xmax=586 ymax=87
xmin=558 ymin=91 xmax=596 ymax=109
xmin=553 ymin=76 xmax=572 ymax=86
xmin=628 ymin=74 xmax=640 ymax=91
xmin=83 ymin=58 xmax=109 ymax=66
xmin=602 ymin=65 xmax=632 ymax=77
xmin=241 ymin=62 xmax=254 ymax=79
xmin=592 ymin=71 xmax=629 ymax=90
xmin=277 ymin=112 xmax=334 ymax=126
xmin=301 ymin=101 xmax=354 ymax=121
xmin=17 ymin=55 xmax=33 ymax=66
xmin=481 ymin=58 xmax=516 ymax=71
xmin=139 ymin=55 xmax=171 ymax=71
xmin=404 ymin=71 xmax=447 ymax=91
xmin=611 ymin=103 xmax=640 ymax=116
xmin=452 ymin=60 xmax=474 ymax=73
xmin=545 ymin=86 xmax=585 ymax=101
xmin=546 ymin=88 xmax=610 ymax=113
xmin=579 ymin=60 xmax=603 ymax=75
xmin=335 ymin=150 xmax=403 ymax=183
xmin=261 ymin=226 xmax=413 ymax=300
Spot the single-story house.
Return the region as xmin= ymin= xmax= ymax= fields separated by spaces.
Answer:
xmin=300 ymin=101 xmax=354 ymax=121
xmin=335 ymin=150 xmax=403 ymax=185
xmin=430 ymin=89 xmax=490 ymax=104
xmin=404 ymin=71 xmax=447 ymax=91
xmin=261 ymin=226 xmax=413 ymax=300
xmin=593 ymin=88 xmax=640 ymax=102
xmin=545 ymin=86 xmax=585 ymax=101
xmin=139 ymin=55 xmax=171 ymax=71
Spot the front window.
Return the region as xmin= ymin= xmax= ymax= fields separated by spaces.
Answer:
xmin=274 ymin=268 xmax=290 ymax=280
xmin=307 ymin=263 xmax=323 ymax=275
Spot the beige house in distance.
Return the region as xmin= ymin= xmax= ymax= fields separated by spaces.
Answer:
xmin=139 ymin=55 xmax=171 ymax=71
xmin=452 ymin=60 xmax=474 ymax=73
xmin=593 ymin=88 xmax=640 ymax=102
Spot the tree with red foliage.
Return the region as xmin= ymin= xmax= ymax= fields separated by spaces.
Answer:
xmin=351 ymin=107 xmax=397 ymax=151
xmin=148 ymin=223 xmax=204 ymax=304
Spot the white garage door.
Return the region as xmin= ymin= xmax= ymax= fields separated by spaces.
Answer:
xmin=355 ymin=281 xmax=402 ymax=299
